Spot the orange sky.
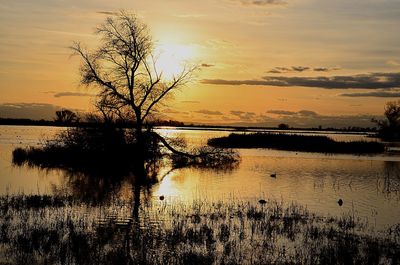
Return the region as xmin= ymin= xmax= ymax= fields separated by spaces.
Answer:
xmin=1 ymin=0 xmax=399 ymax=127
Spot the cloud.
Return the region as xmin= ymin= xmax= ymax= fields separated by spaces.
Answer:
xmin=267 ymin=66 xmax=309 ymax=74
xmin=53 ymin=92 xmax=94 ymax=98
xmin=0 ymin=103 xmax=63 ymax=120
xmin=230 ymin=110 xmax=256 ymax=120
xmin=160 ymin=108 xmax=189 ymax=114
xmin=201 ymin=63 xmax=215 ymax=68
xmin=205 ymin=39 xmax=234 ymax=49
xmin=267 ymin=109 xmax=317 ymax=117
xmin=96 ymin=11 xmax=118 ymax=16
xmin=291 ymin=66 xmax=310 ymax=72
xmin=233 ymin=0 xmax=287 ymax=6
xmin=340 ymin=91 xmax=400 ymax=98
xmin=267 ymin=110 xmax=297 ymax=115
xmin=181 ymin=100 xmax=200 ymax=104
xmin=313 ymin=67 xmax=340 ymax=72
xmin=223 ymin=109 xmax=378 ymax=128
xmin=268 ymin=69 xmax=284 ymax=74
xmin=387 ymin=60 xmax=400 ymax=66
xmin=189 ymin=107 xmax=379 ymax=128
xmin=230 ymin=111 xmax=245 ymax=116
xmin=194 ymin=109 xmax=223 ymax=115
xmin=267 ymin=66 xmax=340 ymax=74
xmin=202 ymin=72 xmax=400 ymax=89
xmin=298 ymin=110 xmax=318 ymax=117
xmin=267 ymin=67 xmax=290 ymax=74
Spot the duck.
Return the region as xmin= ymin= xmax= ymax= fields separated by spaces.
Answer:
xmin=258 ymin=199 xmax=267 ymax=205
xmin=159 ymin=195 xmax=165 ymax=201
xmin=270 ymin=172 xmax=276 ymax=178
xmin=337 ymin=199 xmax=343 ymax=206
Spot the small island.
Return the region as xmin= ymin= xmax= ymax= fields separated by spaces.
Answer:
xmin=208 ymin=133 xmax=385 ymax=154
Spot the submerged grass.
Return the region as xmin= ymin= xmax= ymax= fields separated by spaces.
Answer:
xmin=208 ymin=133 xmax=385 ymax=154
xmin=0 ymin=194 xmax=399 ymax=264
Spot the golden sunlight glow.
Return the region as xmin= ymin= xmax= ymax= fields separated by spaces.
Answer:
xmin=155 ymin=42 xmax=196 ymax=80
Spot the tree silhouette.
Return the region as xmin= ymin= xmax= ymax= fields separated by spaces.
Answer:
xmin=70 ymin=11 xmax=239 ymax=170
xmin=373 ymin=100 xmax=400 ymax=139
xmin=71 ymin=11 xmax=196 ymax=158
xmin=278 ymin=123 xmax=289 ymax=130
xmin=55 ymin=109 xmax=78 ymax=124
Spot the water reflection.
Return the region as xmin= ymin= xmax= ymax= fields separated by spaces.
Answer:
xmin=44 ymin=154 xmax=239 ymax=221
xmin=153 ymin=151 xmax=400 ymax=228
xmin=382 ymin=161 xmax=400 ymax=198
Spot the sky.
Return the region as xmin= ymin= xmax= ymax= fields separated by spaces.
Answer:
xmin=1 ymin=0 xmax=400 ymax=127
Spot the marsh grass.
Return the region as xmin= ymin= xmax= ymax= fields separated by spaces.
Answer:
xmin=0 ymin=194 xmax=399 ymax=264
xmin=208 ymin=133 xmax=385 ymax=154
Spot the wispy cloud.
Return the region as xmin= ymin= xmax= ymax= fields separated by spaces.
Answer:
xmin=195 ymin=109 xmax=224 ymax=115
xmin=387 ymin=60 xmax=400 ymax=66
xmin=340 ymin=91 xmax=400 ymax=98
xmin=220 ymin=109 xmax=378 ymax=128
xmin=298 ymin=110 xmax=318 ymax=117
xmin=267 ymin=66 xmax=309 ymax=73
xmin=231 ymin=0 xmax=287 ymax=6
xmin=202 ymin=72 xmax=400 ymax=89
xmin=96 ymin=11 xmax=118 ymax=16
xmin=205 ymin=39 xmax=235 ymax=49
xmin=201 ymin=63 xmax=215 ymax=68
xmin=0 ymin=103 xmax=62 ymax=120
xmin=267 ymin=66 xmax=340 ymax=74
xmin=313 ymin=67 xmax=341 ymax=72
xmin=230 ymin=110 xmax=256 ymax=120
xmin=161 ymin=108 xmax=185 ymax=114
xmin=267 ymin=109 xmax=318 ymax=117
xmin=181 ymin=100 xmax=200 ymax=104
xmin=53 ymin=92 xmax=95 ymax=98
xmin=266 ymin=110 xmax=296 ymax=115
xmin=267 ymin=111 xmax=377 ymax=128
xmin=291 ymin=66 xmax=310 ymax=72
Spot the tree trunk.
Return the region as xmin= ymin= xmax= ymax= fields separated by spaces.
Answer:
xmin=136 ymin=117 xmax=154 ymax=183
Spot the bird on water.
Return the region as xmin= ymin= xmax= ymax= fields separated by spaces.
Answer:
xmin=338 ymin=199 xmax=343 ymax=206
xmin=258 ymin=199 xmax=267 ymax=205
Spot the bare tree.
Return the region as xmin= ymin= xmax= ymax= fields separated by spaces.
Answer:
xmin=70 ymin=11 xmax=239 ymax=171
xmin=71 ymin=11 xmax=195 ymax=155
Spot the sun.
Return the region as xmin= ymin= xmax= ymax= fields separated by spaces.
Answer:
xmin=154 ymin=42 xmax=196 ymax=80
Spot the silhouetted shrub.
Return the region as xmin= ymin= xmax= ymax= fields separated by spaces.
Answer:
xmin=12 ymin=125 xmax=162 ymax=175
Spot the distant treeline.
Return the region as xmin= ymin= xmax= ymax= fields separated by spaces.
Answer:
xmin=0 ymin=117 xmax=378 ymax=132
xmin=0 ymin=118 xmax=184 ymax=128
xmin=208 ymin=133 xmax=385 ymax=154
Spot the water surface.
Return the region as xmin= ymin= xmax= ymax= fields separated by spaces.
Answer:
xmin=1 ymin=125 xmax=399 ymax=229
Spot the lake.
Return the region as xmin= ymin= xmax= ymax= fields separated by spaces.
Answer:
xmin=1 ymin=125 xmax=399 ymax=229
